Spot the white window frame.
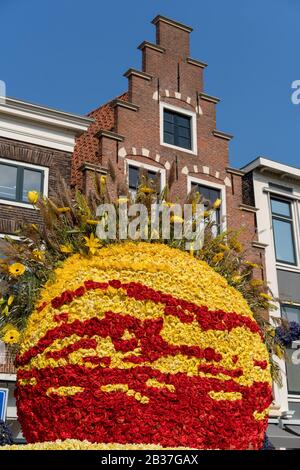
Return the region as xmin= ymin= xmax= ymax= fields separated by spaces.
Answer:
xmin=267 ymin=190 xmax=300 ymax=271
xmin=0 ymin=157 xmax=49 ymax=209
xmin=125 ymin=159 xmax=166 ymax=197
xmin=187 ymin=176 xmax=227 ymax=232
xmin=160 ymin=102 xmax=197 ymax=155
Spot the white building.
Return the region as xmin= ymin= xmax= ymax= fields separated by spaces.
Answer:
xmin=242 ymin=157 xmax=300 ymax=448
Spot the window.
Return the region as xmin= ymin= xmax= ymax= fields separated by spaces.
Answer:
xmin=163 ymin=110 xmax=192 ymax=150
xmin=0 ymin=162 xmax=44 ymax=204
xmin=191 ymin=182 xmax=221 ymax=234
xmin=271 ymin=197 xmax=296 ymax=265
xmin=128 ymin=164 xmax=161 ymax=197
xmin=281 ymin=304 xmax=300 ymax=395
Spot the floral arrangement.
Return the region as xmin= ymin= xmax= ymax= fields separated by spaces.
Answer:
xmin=275 ymin=321 xmax=300 ymax=347
xmin=13 ymin=243 xmax=272 ymax=449
xmin=0 ymin=173 xmax=281 ymax=449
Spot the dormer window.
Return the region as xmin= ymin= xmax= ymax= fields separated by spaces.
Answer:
xmin=160 ymin=102 xmax=197 ymax=155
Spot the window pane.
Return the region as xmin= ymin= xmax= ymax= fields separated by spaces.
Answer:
xmin=273 ymin=218 xmax=296 ymax=264
xmin=164 ymin=132 xmax=174 ymax=145
xmin=282 ymin=305 xmax=300 ymax=324
xmin=164 ymin=111 xmax=174 ymax=124
xmin=22 ymin=169 xmax=42 ymax=202
xmin=271 ymin=198 xmax=291 ymax=218
xmin=164 ymin=121 xmax=174 ymax=134
xmin=0 ymin=164 xmax=17 ymax=200
xmin=286 ymin=348 xmax=300 ymax=395
xmin=128 ymin=166 xmax=139 ymax=190
xmin=177 ymin=136 xmax=191 ymax=150
xmin=163 ymin=109 xmax=192 ymax=150
xmin=175 ymin=114 xmax=190 ymax=128
xmin=177 ymin=126 xmax=191 ymax=138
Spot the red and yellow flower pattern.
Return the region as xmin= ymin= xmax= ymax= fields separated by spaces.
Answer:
xmin=15 ymin=243 xmax=272 ymax=449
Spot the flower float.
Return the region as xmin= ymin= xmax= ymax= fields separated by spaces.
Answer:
xmin=15 ymin=242 xmax=272 ymax=450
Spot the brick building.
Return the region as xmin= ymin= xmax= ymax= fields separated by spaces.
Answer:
xmin=72 ymin=15 xmax=266 ymax=273
xmin=0 ymin=96 xmax=92 ymax=439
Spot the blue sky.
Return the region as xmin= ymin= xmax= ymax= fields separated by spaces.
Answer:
xmin=1 ymin=0 xmax=299 ymax=169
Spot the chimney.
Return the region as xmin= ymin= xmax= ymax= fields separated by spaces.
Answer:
xmin=152 ymin=15 xmax=193 ymax=60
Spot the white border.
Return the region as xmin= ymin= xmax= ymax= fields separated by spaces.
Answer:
xmin=187 ymin=176 xmax=227 ymax=231
xmin=125 ymin=159 xmax=166 ymax=194
xmin=0 ymin=157 xmax=49 ymax=209
xmin=159 ymin=101 xmax=197 ymax=155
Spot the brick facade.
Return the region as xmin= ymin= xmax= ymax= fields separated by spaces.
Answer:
xmin=72 ymin=15 xmax=265 ymax=276
xmin=0 ymin=136 xmax=72 ymax=234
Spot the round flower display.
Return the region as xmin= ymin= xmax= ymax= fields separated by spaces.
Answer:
xmin=15 ymin=243 xmax=272 ymax=449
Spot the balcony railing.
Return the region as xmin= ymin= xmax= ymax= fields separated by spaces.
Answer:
xmin=0 ymin=342 xmax=17 ymax=375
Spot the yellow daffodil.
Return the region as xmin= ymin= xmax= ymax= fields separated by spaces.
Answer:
xmin=204 ymin=210 xmax=211 ymax=218
xmin=170 ymin=215 xmax=184 ymax=224
xmin=7 ymin=295 xmax=14 ymax=306
xmin=57 ymin=207 xmax=71 ymax=214
xmin=100 ymin=175 xmax=107 ymax=184
xmin=2 ymin=328 xmax=20 ymax=344
xmin=213 ymin=198 xmax=222 ymax=209
xmin=139 ymin=186 xmax=155 ymax=194
xmin=219 ymin=243 xmax=230 ymax=252
xmin=27 ymin=191 xmax=39 ymax=204
xmin=117 ymin=197 xmax=128 ymax=204
xmin=212 ymin=252 xmax=224 ymax=263
xmin=86 ymin=220 xmax=100 ymax=225
xmin=250 ymin=279 xmax=264 ymax=287
xmin=60 ymin=244 xmax=73 ymax=254
xmin=259 ymin=293 xmax=273 ymax=301
xmin=244 ymin=261 xmax=260 ymax=269
xmin=84 ymin=233 xmax=101 ymax=254
xmin=231 ymin=240 xmax=243 ymax=253
xmin=32 ymin=250 xmax=45 ymax=261
xmin=8 ymin=262 xmax=26 ymax=277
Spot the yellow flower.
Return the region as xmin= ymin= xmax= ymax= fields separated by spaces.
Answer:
xmin=231 ymin=275 xmax=242 ymax=283
xmin=8 ymin=263 xmax=26 ymax=277
xmin=2 ymin=328 xmax=20 ymax=344
xmin=275 ymin=344 xmax=283 ymax=359
xmin=250 ymin=279 xmax=264 ymax=287
xmin=213 ymin=198 xmax=222 ymax=209
xmin=57 ymin=207 xmax=71 ymax=214
xmin=27 ymin=191 xmax=39 ymax=204
xmin=244 ymin=261 xmax=260 ymax=269
xmin=86 ymin=220 xmax=100 ymax=226
xmin=162 ymin=201 xmax=175 ymax=208
xmin=32 ymin=250 xmax=45 ymax=261
xmin=219 ymin=243 xmax=229 ymax=252
xmin=117 ymin=197 xmax=129 ymax=204
xmin=84 ymin=233 xmax=101 ymax=255
xmin=259 ymin=293 xmax=273 ymax=301
xmin=231 ymin=240 xmax=243 ymax=253
xmin=170 ymin=215 xmax=184 ymax=224
xmin=7 ymin=295 xmax=14 ymax=306
xmin=139 ymin=186 xmax=155 ymax=194
xmin=60 ymin=244 xmax=73 ymax=254
xmin=204 ymin=210 xmax=211 ymax=218
xmin=212 ymin=252 xmax=224 ymax=263
xmin=100 ymin=175 xmax=107 ymax=184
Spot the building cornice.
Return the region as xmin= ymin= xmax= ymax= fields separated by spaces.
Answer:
xmin=123 ymin=69 xmax=152 ymax=81
xmin=0 ymin=97 xmax=93 ymax=134
xmin=151 ymin=15 xmax=193 ymax=33
xmin=95 ymin=130 xmax=125 ymax=141
xmin=137 ymin=41 xmax=165 ymax=53
xmin=187 ymin=58 xmax=208 ymax=69
xmin=226 ymin=167 xmax=245 ymax=177
xmin=198 ymin=92 xmax=220 ymax=104
xmin=213 ymin=130 xmax=234 ymax=141
xmin=239 ymin=204 xmax=259 ymax=213
xmin=112 ymin=100 xmax=139 ymax=112
xmin=80 ymin=162 xmax=108 ymax=174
